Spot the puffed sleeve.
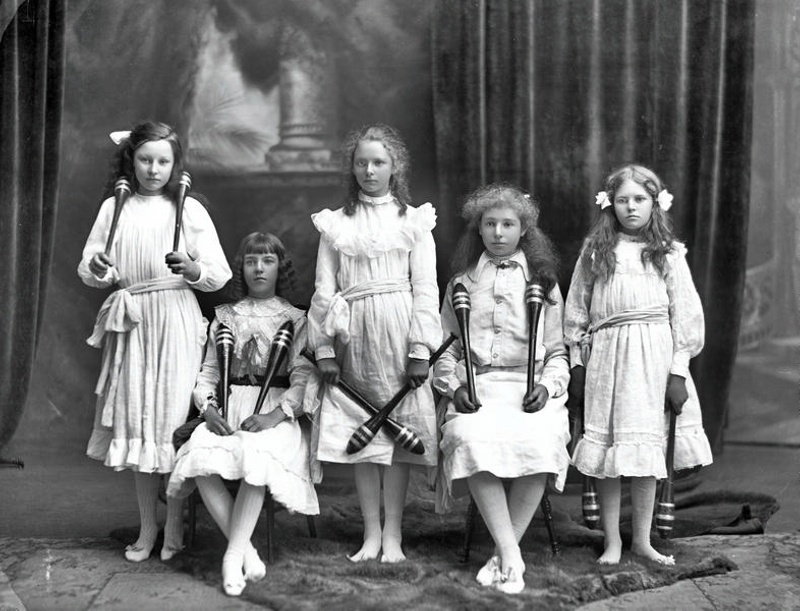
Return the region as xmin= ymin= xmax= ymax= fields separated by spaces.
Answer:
xmin=664 ymin=243 xmax=705 ymax=377
xmin=180 ymin=197 xmax=232 ymax=292
xmin=307 ymin=230 xmax=340 ymax=360
xmin=77 ymin=197 xmax=120 ymax=287
xmin=407 ymin=204 xmax=442 ymax=359
xmin=563 ymin=250 xmax=594 ymax=368
xmin=278 ymin=314 xmax=314 ymax=419
xmin=538 ymin=285 xmax=570 ymax=398
xmin=192 ymin=318 xmax=220 ymax=410
xmin=432 ymin=278 xmax=466 ymax=399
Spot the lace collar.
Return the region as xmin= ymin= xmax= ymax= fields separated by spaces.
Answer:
xmin=358 ymin=191 xmax=395 ymax=206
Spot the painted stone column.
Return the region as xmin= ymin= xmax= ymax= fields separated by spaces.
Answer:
xmin=265 ymin=21 xmax=339 ymax=172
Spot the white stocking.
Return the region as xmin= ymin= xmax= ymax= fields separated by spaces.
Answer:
xmin=467 ymin=472 xmax=523 ymax=576
xmin=630 ymin=476 xmax=674 ymax=565
xmin=126 ymin=471 xmax=160 ymax=561
xmin=507 ymin=474 xmax=547 ymax=543
xmin=196 ymin=476 xmax=266 ymax=579
xmin=381 ymin=463 xmax=410 ymax=563
xmin=597 ymin=477 xmax=622 ymax=564
xmin=348 ymin=463 xmax=383 ymax=562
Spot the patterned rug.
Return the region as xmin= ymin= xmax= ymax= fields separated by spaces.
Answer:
xmin=113 ymin=474 xmax=778 ymax=610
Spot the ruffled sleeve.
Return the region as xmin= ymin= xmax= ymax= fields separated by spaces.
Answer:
xmin=77 ymin=197 xmax=120 ymax=287
xmin=406 ymin=203 xmax=442 ymax=359
xmin=180 ymin=197 xmax=232 ymax=292
xmin=664 ymin=242 xmax=705 ymax=377
xmin=563 ymin=248 xmax=594 ymax=368
xmin=307 ymin=216 xmax=340 ymax=360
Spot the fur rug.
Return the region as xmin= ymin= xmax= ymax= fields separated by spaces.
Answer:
xmin=113 ymin=474 xmax=779 ymax=609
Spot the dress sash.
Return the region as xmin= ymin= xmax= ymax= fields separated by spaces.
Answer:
xmin=87 ymin=275 xmax=190 ymax=427
xmin=580 ymin=305 xmax=669 ymax=364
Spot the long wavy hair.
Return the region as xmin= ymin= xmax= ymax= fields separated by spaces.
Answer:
xmin=451 ymin=183 xmax=560 ymax=300
xmin=102 ymin=121 xmax=185 ymax=200
xmin=227 ymin=232 xmax=296 ymax=301
xmin=339 ymin=123 xmax=412 ymax=216
xmin=581 ymin=164 xmax=676 ymax=282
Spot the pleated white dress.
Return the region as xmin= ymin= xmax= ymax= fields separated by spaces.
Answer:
xmin=432 ymin=252 xmax=571 ymax=513
xmin=78 ymin=193 xmax=231 ymax=474
xmin=305 ymin=193 xmax=442 ymax=467
xmin=166 ymin=298 xmax=319 ymax=515
xmin=564 ymin=235 xmax=713 ymax=479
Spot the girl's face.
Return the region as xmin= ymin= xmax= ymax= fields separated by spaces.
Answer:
xmin=479 ymin=206 xmax=525 ymax=258
xmin=613 ymin=179 xmax=654 ymax=235
xmin=243 ymin=252 xmax=279 ymax=299
xmin=353 ymin=140 xmax=393 ymax=197
xmin=134 ymin=139 xmax=175 ymax=195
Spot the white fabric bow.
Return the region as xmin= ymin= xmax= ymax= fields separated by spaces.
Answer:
xmin=109 ymin=130 xmax=131 ymax=145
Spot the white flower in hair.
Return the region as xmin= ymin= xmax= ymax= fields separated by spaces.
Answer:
xmin=109 ymin=130 xmax=131 ymax=145
xmin=657 ymin=189 xmax=674 ymax=211
xmin=595 ymin=191 xmax=611 ymax=209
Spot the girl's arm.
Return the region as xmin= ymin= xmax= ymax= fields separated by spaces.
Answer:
xmin=77 ymin=198 xmax=119 ymax=287
xmin=431 ymin=281 xmax=465 ymax=399
xmin=180 ymin=198 xmax=232 ymax=292
xmin=192 ymin=318 xmax=221 ymax=411
xmin=665 ymin=245 xmax=705 ymax=377
xmin=277 ymin=316 xmax=314 ymax=420
xmin=537 ymin=285 xmax=570 ymax=398
xmin=407 ymin=221 xmax=442 ymax=360
xmin=563 ymin=252 xmax=593 ymax=368
xmin=307 ymin=233 xmax=340 ymax=360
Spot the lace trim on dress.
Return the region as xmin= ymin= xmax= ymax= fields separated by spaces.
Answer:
xmin=312 ymin=202 xmax=436 ymax=257
xmin=215 ymin=297 xmax=303 ymax=364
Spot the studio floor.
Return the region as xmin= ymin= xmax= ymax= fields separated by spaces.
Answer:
xmin=0 ymin=339 xmax=797 ymax=609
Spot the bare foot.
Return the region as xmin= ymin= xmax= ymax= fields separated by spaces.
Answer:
xmin=631 ymin=543 xmax=675 ymax=566
xmin=347 ymin=536 xmax=381 ymax=562
xmin=597 ymin=538 xmax=622 ymax=565
xmin=380 ymin=534 xmax=406 ymax=563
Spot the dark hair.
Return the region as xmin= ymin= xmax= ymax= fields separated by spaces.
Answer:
xmin=339 ymin=123 xmax=411 ymax=216
xmin=102 ymin=121 xmax=185 ymax=200
xmin=451 ymin=183 xmax=559 ymax=299
xmin=581 ymin=164 xmax=676 ymax=281
xmin=227 ymin=232 xmax=296 ymax=301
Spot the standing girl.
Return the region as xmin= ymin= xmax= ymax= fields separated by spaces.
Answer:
xmin=307 ymin=123 xmax=441 ymax=563
xmin=564 ymin=164 xmax=713 ymax=565
xmin=167 ymin=231 xmax=319 ymax=597
xmin=78 ymin=121 xmax=232 ymax=562
xmin=433 ymin=184 xmax=571 ymax=595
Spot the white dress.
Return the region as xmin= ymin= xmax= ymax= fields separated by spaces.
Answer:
xmin=564 ymin=235 xmax=713 ymax=479
xmin=432 ymin=252 xmax=571 ymax=513
xmin=166 ymin=298 xmax=319 ymax=515
xmin=306 ymin=193 xmax=442 ymax=467
xmin=78 ymin=193 xmax=231 ymax=473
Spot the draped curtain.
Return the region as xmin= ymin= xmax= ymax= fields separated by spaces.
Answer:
xmin=0 ymin=0 xmax=65 ymax=451
xmin=432 ymin=0 xmax=755 ymax=451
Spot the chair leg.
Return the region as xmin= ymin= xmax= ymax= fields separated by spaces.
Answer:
xmin=187 ymin=489 xmax=198 ymax=550
xmin=265 ymin=493 xmax=275 ymax=563
xmin=541 ymin=491 xmax=559 ymax=556
xmin=306 ymin=515 xmax=317 ymax=538
xmin=461 ymin=496 xmax=479 ymax=563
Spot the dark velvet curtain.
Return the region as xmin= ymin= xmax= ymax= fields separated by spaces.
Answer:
xmin=432 ymin=0 xmax=754 ymax=452
xmin=0 ymin=0 xmax=65 ymax=451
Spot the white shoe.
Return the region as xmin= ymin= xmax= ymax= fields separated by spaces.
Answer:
xmin=475 ymin=555 xmax=501 ymax=586
xmin=495 ymin=564 xmax=525 ymax=595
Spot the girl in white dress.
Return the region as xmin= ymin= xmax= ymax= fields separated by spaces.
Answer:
xmin=167 ymin=231 xmax=319 ymax=597
xmin=564 ymin=164 xmax=713 ymax=566
xmin=433 ymin=184 xmax=570 ymax=595
xmin=307 ymin=124 xmax=441 ymax=563
xmin=78 ymin=121 xmax=232 ymax=562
